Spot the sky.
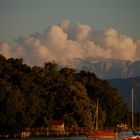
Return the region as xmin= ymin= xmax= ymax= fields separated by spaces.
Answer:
xmin=0 ymin=0 xmax=140 ymax=42
xmin=0 ymin=0 xmax=140 ymax=66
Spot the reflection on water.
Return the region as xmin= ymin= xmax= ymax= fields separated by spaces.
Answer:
xmin=6 ymin=137 xmax=122 ymax=140
xmin=6 ymin=132 xmax=131 ymax=140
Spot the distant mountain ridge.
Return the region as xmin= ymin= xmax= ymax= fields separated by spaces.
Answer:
xmin=69 ymin=58 xmax=140 ymax=79
xmin=69 ymin=58 xmax=140 ymax=110
xmin=108 ymin=76 xmax=140 ymax=112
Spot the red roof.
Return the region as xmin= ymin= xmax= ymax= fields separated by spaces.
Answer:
xmin=52 ymin=120 xmax=63 ymax=125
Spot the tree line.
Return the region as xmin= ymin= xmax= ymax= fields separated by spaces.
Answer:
xmin=0 ymin=54 xmax=128 ymax=133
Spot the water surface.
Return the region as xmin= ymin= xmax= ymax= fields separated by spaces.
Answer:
xmin=6 ymin=132 xmax=129 ymax=140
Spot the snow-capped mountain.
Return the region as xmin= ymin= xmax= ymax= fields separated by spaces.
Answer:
xmin=68 ymin=58 xmax=140 ymax=79
xmin=69 ymin=58 xmax=140 ymax=109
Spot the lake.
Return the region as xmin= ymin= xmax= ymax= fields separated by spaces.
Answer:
xmin=6 ymin=137 xmax=120 ymax=140
xmin=5 ymin=136 xmax=123 ymax=140
xmin=6 ymin=131 xmax=131 ymax=140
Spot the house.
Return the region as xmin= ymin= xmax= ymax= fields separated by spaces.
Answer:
xmin=20 ymin=131 xmax=31 ymax=139
xmin=51 ymin=120 xmax=65 ymax=135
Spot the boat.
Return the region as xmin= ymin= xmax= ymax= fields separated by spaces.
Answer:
xmin=123 ymin=135 xmax=140 ymax=140
xmin=87 ymin=129 xmax=117 ymax=138
xmin=87 ymin=99 xmax=117 ymax=138
xmin=122 ymin=89 xmax=140 ymax=140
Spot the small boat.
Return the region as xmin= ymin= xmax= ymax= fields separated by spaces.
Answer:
xmin=123 ymin=135 xmax=140 ymax=140
xmin=87 ymin=129 xmax=117 ymax=138
xmin=87 ymin=99 xmax=117 ymax=138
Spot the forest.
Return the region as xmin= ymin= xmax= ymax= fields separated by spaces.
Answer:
xmin=0 ymin=54 xmax=129 ymax=133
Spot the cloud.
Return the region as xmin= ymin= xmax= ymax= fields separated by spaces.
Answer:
xmin=136 ymin=40 xmax=140 ymax=60
xmin=0 ymin=43 xmax=12 ymax=58
xmin=94 ymin=28 xmax=137 ymax=61
xmin=0 ymin=20 xmax=139 ymax=66
xmin=59 ymin=20 xmax=70 ymax=31
xmin=74 ymin=23 xmax=92 ymax=42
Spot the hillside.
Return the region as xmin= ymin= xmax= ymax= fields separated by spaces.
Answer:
xmin=0 ymin=54 xmax=128 ymax=132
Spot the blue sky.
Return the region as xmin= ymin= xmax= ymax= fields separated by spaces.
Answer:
xmin=0 ymin=0 xmax=140 ymax=43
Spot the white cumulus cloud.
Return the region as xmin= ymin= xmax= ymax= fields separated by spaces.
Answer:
xmin=0 ymin=20 xmax=139 ymax=66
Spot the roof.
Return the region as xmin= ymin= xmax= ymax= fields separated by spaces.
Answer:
xmin=52 ymin=120 xmax=63 ymax=125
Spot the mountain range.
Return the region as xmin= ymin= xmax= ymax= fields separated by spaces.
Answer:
xmin=70 ymin=58 xmax=140 ymax=79
xmin=68 ymin=58 xmax=140 ymax=111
